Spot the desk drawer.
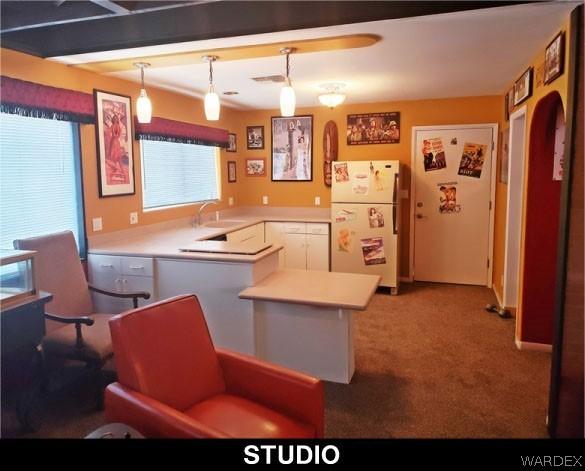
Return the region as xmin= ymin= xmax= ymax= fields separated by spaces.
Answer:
xmin=284 ymin=222 xmax=307 ymax=234
xmin=306 ymin=223 xmax=329 ymax=235
xmin=120 ymin=256 xmax=154 ymax=277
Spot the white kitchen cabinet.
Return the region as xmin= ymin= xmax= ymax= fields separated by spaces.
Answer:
xmin=226 ymin=222 xmax=264 ymax=244
xmin=88 ymin=254 xmax=156 ymax=313
xmin=281 ymin=222 xmax=330 ymax=271
xmin=264 ymin=222 xmax=286 ymax=268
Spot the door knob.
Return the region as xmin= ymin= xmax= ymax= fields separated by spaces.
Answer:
xmin=416 ymin=214 xmax=424 ymax=219
xmin=417 ymin=202 xmax=423 ymax=208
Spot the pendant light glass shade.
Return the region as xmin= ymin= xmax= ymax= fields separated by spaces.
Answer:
xmin=204 ymin=85 xmax=220 ymax=121
xmin=280 ymin=78 xmax=296 ymax=117
xmin=203 ymin=55 xmax=220 ymax=121
xmin=318 ymin=92 xmax=346 ymax=109
xmin=279 ymin=48 xmax=296 ymax=117
xmin=136 ymin=88 xmax=152 ymax=123
xmin=134 ymin=62 xmax=152 ymax=124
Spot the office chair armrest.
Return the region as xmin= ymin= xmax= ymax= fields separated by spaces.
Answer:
xmin=216 ymin=348 xmax=324 ymax=437
xmin=104 ymin=382 xmax=229 ymax=438
xmin=89 ymin=285 xmax=151 ymax=309
xmin=44 ymin=312 xmax=95 ymax=326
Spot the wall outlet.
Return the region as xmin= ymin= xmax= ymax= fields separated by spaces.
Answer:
xmin=262 ymin=195 xmax=269 ymax=205
xmin=130 ymin=212 xmax=138 ymax=224
xmin=228 ymin=197 xmax=234 ymax=206
xmin=92 ymin=217 xmax=103 ymax=232
xmin=314 ymin=196 xmax=321 ymax=206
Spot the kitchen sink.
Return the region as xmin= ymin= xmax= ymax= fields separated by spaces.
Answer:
xmin=202 ymin=219 xmax=247 ymax=228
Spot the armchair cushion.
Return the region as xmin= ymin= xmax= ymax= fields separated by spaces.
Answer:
xmin=42 ymin=313 xmax=114 ymax=362
xmin=109 ymin=295 xmax=226 ymax=411
xmin=183 ymin=394 xmax=316 ymax=438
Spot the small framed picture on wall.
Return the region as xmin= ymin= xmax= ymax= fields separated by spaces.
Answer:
xmin=227 ymin=160 xmax=236 ymax=183
xmin=513 ymin=67 xmax=533 ymax=106
xmin=544 ymin=31 xmax=565 ymax=84
xmin=227 ymin=133 xmax=237 ymax=152
xmin=246 ymin=126 xmax=264 ymax=149
xmin=246 ymin=158 xmax=266 ymax=177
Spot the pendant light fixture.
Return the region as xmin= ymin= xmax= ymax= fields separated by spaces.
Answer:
xmin=318 ymin=83 xmax=347 ymax=109
xmin=134 ymin=62 xmax=152 ymax=124
xmin=203 ymin=55 xmax=220 ymax=121
xmin=279 ymin=47 xmax=296 ymax=117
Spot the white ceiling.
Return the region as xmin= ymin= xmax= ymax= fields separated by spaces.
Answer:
xmin=51 ymin=2 xmax=577 ymax=110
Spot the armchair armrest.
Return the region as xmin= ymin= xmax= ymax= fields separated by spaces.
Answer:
xmin=105 ymin=382 xmax=229 ymax=438
xmin=44 ymin=313 xmax=95 ymax=349
xmin=216 ymin=348 xmax=324 ymax=437
xmin=89 ymin=285 xmax=151 ymax=309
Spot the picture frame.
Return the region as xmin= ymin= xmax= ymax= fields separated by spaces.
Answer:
xmin=227 ymin=133 xmax=237 ymax=152
xmin=513 ymin=67 xmax=533 ymax=106
xmin=246 ymin=125 xmax=264 ymax=150
xmin=94 ymin=89 xmax=135 ymax=197
xmin=504 ymin=92 xmax=510 ymax=121
xmin=227 ymin=160 xmax=237 ymax=183
xmin=271 ymin=115 xmax=313 ymax=182
xmin=346 ymin=112 xmax=400 ymax=145
xmin=544 ymin=31 xmax=565 ymax=84
xmin=246 ymin=158 xmax=266 ymax=177
xmin=499 ymin=128 xmax=510 ymax=184
xmin=507 ymin=87 xmax=515 ymax=115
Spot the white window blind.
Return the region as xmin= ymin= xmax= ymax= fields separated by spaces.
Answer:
xmin=141 ymin=139 xmax=220 ymax=209
xmin=0 ymin=113 xmax=85 ymax=253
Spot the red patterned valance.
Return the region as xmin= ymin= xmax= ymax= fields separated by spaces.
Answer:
xmin=135 ymin=116 xmax=229 ymax=148
xmin=0 ymin=75 xmax=95 ymax=123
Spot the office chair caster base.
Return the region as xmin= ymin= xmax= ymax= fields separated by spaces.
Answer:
xmin=16 ymin=384 xmax=45 ymax=433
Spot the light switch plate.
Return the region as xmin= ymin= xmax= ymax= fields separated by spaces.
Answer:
xmin=262 ymin=196 xmax=268 ymax=205
xmin=92 ymin=217 xmax=103 ymax=232
xmin=130 ymin=212 xmax=138 ymax=224
xmin=314 ymin=196 xmax=321 ymax=206
xmin=228 ymin=197 xmax=234 ymax=206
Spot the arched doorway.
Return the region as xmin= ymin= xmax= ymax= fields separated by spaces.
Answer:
xmin=520 ymin=91 xmax=565 ymax=345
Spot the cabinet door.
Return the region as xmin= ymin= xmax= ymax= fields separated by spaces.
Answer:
xmin=264 ymin=222 xmax=286 ymax=268
xmin=306 ymin=234 xmax=330 ymax=271
xmin=284 ymin=233 xmax=307 ymax=270
xmin=122 ymin=275 xmax=156 ymax=308
xmin=88 ymin=255 xmax=125 ymax=313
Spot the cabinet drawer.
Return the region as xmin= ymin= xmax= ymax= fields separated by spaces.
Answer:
xmin=306 ymin=223 xmax=329 ymax=235
xmin=120 ymin=256 xmax=154 ymax=277
xmin=88 ymin=254 xmax=121 ymax=276
xmin=284 ymin=222 xmax=307 ymax=234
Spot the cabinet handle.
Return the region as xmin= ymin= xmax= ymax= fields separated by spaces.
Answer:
xmin=129 ymin=265 xmax=144 ymax=270
xmin=122 ymin=279 xmax=128 ymax=293
xmin=115 ymin=278 xmax=122 ymax=292
xmin=100 ymin=264 xmax=114 ymax=268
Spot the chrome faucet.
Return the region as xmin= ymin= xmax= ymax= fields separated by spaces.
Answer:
xmin=195 ymin=200 xmax=219 ymax=226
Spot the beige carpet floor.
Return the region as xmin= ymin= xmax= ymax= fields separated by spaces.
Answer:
xmin=2 ymin=282 xmax=551 ymax=438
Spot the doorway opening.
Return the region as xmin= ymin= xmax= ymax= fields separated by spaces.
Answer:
xmin=519 ymin=91 xmax=565 ymax=347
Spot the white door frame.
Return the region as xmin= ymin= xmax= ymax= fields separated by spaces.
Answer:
xmin=503 ymin=106 xmax=527 ymax=308
xmin=409 ymin=124 xmax=499 ymax=286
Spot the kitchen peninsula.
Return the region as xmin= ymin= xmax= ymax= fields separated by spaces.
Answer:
xmin=88 ymin=207 xmax=380 ymax=382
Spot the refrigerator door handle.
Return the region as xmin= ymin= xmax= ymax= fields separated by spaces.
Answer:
xmin=392 ymin=173 xmax=398 ymax=205
xmin=393 ymin=204 xmax=398 ymax=235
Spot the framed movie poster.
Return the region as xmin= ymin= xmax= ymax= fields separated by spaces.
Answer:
xmin=227 ymin=133 xmax=237 ymax=152
xmin=347 ymin=112 xmax=400 ymax=145
xmin=227 ymin=160 xmax=236 ymax=182
xmin=94 ymin=89 xmax=135 ymax=197
xmin=247 ymin=125 xmax=264 ymax=149
xmin=513 ymin=68 xmax=533 ymax=106
xmin=544 ymin=31 xmax=565 ymax=84
xmin=271 ymin=115 xmax=313 ymax=181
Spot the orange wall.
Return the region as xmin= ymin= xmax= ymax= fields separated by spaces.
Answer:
xmin=238 ymin=97 xmax=501 ymax=277
xmin=0 ymin=48 xmax=247 ymax=236
xmin=490 ymin=20 xmax=571 ymax=341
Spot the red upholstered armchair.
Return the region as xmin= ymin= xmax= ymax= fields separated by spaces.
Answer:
xmin=104 ymin=294 xmax=324 ymax=438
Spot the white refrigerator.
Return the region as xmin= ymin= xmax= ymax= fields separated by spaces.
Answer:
xmin=331 ymin=160 xmax=400 ymax=292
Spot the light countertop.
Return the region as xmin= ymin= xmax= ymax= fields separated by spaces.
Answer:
xmin=238 ymin=269 xmax=381 ymax=310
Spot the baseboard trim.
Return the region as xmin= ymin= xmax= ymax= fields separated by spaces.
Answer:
xmin=515 ymin=338 xmax=553 ymax=353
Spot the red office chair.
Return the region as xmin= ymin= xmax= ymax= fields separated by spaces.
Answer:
xmin=104 ymin=294 xmax=324 ymax=438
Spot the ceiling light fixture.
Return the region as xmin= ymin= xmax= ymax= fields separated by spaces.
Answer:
xmin=134 ymin=62 xmax=152 ymax=124
xmin=279 ymin=47 xmax=296 ymax=117
xmin=318 ymin=83 xmax=347 ymax=109
xmin=203 ymin=55 xmax=220 ymax=121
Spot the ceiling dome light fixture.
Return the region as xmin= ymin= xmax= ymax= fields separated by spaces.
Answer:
xmin=279 ymin=47 xmax=296 ymax=117
xmin=203 ymin=55 xmax=220 ymax=121
xmin=134 ymin=62 xmax=152 ymax=124
xmin=318 ymin=82 xmax=347 ymax=109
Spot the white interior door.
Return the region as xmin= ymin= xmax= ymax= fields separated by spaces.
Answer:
xmin=412 ymin=125 xmax=496 ymax=285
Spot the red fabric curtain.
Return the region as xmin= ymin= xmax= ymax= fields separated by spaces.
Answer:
xmin=0 ymin=75 xmax=95 ymax=123
xmin=135 ymin=116 xmax=229 ymax=148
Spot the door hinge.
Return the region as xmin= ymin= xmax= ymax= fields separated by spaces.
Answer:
xmin=487 ymin=259 xmax=490 ymax=268
xmin=489 ymin=201 xmax=492 ymax=210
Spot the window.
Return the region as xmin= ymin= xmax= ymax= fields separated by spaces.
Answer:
xmin=0 ymin=113 xmax=85 ymax=254
xmin=141 ymin=140 xmax=220 ymax=210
